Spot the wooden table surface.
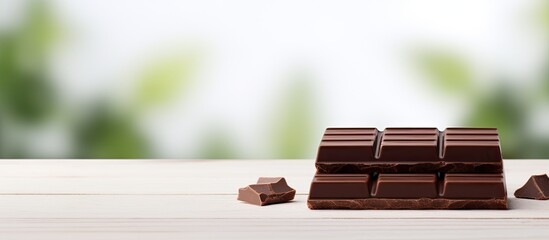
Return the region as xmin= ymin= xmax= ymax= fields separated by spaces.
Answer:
xmin=0 ymin=159 xmax=548 ymax=239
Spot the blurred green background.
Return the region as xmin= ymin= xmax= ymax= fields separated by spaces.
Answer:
xmin=1 ymin=0 xmax=549 ymax=159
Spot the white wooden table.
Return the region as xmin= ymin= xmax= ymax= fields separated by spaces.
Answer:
xmin=0 ymin=160 xmax=548 ymax=239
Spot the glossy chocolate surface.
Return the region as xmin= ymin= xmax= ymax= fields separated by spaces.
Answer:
xmin=308 ymin=127 xmax=508 ymax=210
xmin=316 ymin=127 xmax=502 ymax=173
xmin=514 ymin=174 xmax=549 ymax=200
xmin=239 ymin=177 xmax=296 ymax=206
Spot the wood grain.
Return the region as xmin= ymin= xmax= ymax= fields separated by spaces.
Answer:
xmin=0 ymin=195 xmax=548 ymax=219
xmin=0 ymin=219 xmax=548 ymax=240
xmin=0 ymin=159 xmax=548 ymax=239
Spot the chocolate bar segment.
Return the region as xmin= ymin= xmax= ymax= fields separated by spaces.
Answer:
xmin=317 ymin=141 xmax=375 ymax=163
xmin=441 ymin=173 xmax=506 ymax=199
xmin=442 ymin=128 xmax=501 ymax=162
xmin=372 ymin=174 xmax=438 ymax=198
xmin=378 ymin=128 xmax=438 ymax=162
xmin=317 ymin=128 xmax=378 ymax=163
xmin=377 ymin=141 xmax=438 ymax=162
xmin=309 ymin=174 xmax=370 ymax=199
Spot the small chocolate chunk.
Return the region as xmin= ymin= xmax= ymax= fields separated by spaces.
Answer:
xmin=514 ymin=174 xmax=549 ymax=200
xmin=238 ymin=177 xmax=296 ymax=206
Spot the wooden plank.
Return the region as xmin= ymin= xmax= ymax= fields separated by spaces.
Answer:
xmin=0 ymin=194 xmax=548 ymax=239
xmin=0 ymin=160 xmax=546 ymax=195
xmin=0 ymin=195 xmax=548 ymax=219
xmin=0 ymin=160 xmax=315 ymax=194
xmin=0 ymin=159 xmax=548 ymax=239
xmin=0 ymin=218 xmax=548 ymax=240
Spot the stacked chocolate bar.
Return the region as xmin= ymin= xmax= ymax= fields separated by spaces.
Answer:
xmin=307 ymin=128 xmax=507 ymax=209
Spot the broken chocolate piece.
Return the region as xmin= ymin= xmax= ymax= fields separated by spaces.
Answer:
xmin=514 ymin=174 xmax=549 ymax=200
xmin=238 ymin=177 xmax=296 ymax=206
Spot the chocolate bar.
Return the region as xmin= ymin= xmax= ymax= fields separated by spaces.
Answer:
xmin=308 ymin=127 xmax=508 ymax=210
xmin=316 ymin=128 xmax=502 ymax=174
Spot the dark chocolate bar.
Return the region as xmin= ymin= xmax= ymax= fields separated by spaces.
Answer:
xmin=308 ymin=127 xmax=508 ymax=210
xmin=316 ymin=127 xmax=502 ymax=174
